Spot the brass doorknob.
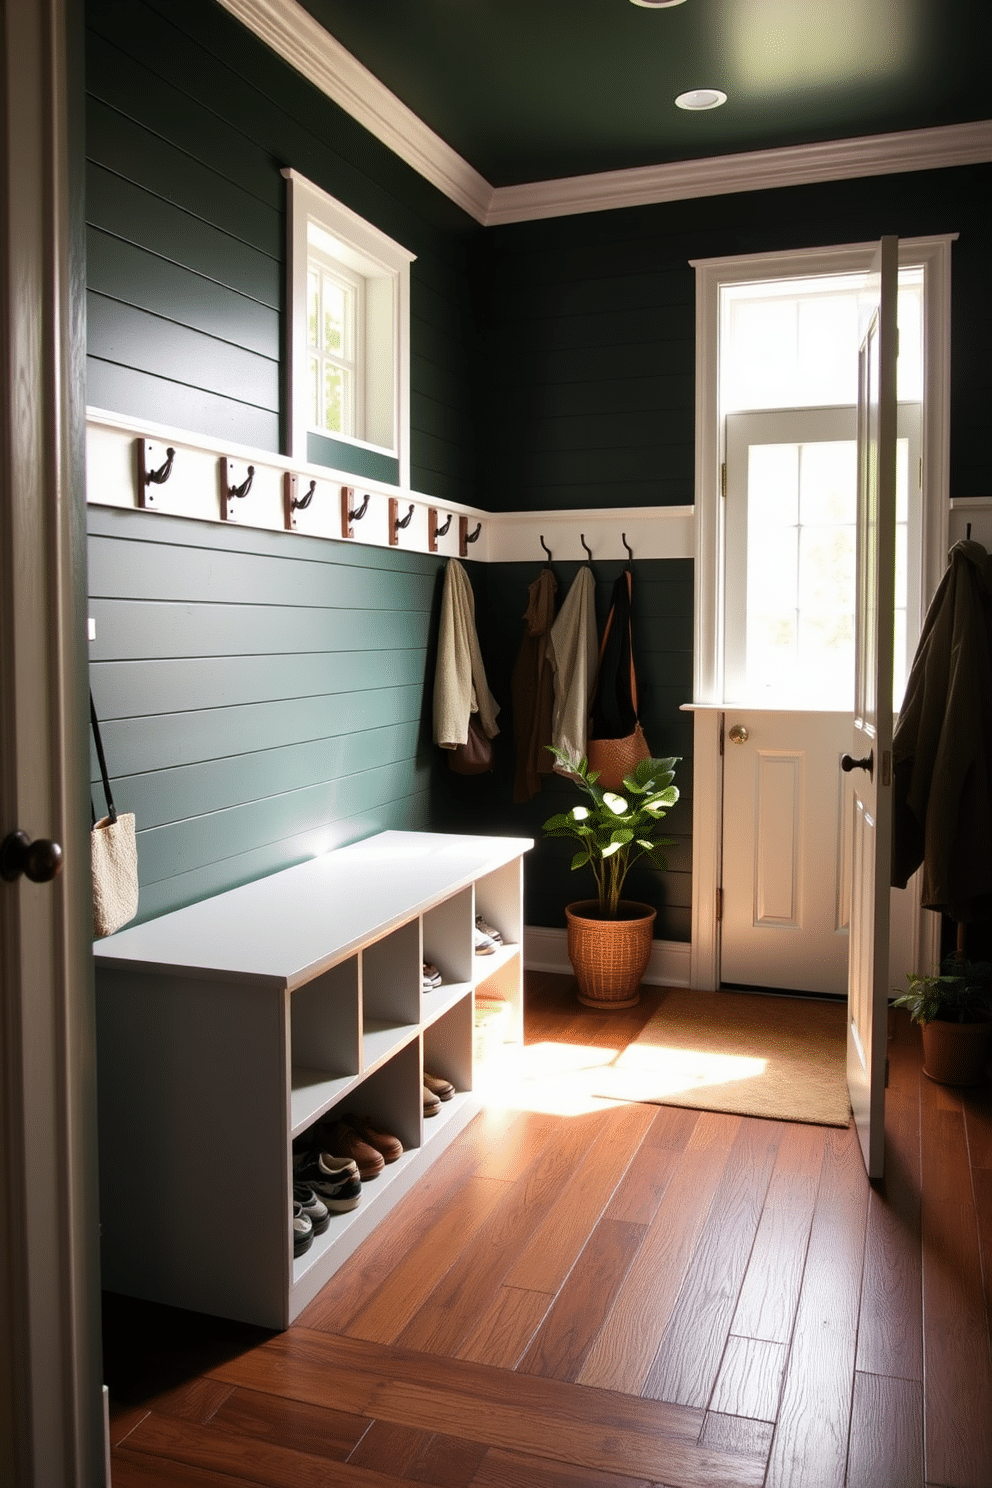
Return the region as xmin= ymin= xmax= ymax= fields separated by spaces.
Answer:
xmin=0 ymin=830 xmax=64 ymax=884
xmin=728 ymin=724 xmax=749 ymax=744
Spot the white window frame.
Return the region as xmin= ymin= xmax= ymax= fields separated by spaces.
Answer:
xmin=283 ymin=168 xmax=415 ymax=485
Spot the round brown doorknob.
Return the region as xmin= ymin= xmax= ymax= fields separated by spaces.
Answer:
xmin=841 ymin=752 xmax=874 ymax=776
xmin=728 ymin=724 xmax=749 ymax=744
xmin=0 ymin=830 xmax=64 ymax=883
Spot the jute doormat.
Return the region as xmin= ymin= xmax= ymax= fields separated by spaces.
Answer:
xmin=593 ymin=987 xmax=851 ymax=1126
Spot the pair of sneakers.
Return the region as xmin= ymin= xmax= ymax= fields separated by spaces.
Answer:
xmin=292 ymin=1149 xmax=362 ymax=1258
xmin=474 ymin=914 xmax=503 ymax=956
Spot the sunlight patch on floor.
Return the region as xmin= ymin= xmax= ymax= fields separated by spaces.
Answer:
xmin=476 ymin=1039 xmax=622 ymax=1116
xmin=477 ymin=1038 xmax=769 ymax=1115
xmin=609 ymin=1043 xmax=767 ymax=1095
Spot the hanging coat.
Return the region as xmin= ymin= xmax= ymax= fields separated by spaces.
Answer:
xmin=432 ymin=558 xmax=500 ymax=749
xmin=891 ymin=539 xmax=992 ymax=921
xmin=547 ymin=566 xmax=598 ymax=769
xmin=511 ymin=566 xmax=558 ymax=802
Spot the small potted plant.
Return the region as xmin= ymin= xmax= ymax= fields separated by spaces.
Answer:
xmin=892 ymin=956 xmax=992 ymax=1086
xmin=542 ymin=749 xmax=679 ymax=1008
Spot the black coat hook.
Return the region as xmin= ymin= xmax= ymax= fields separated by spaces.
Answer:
xmin=394 ymin=503 xmax=414 ymax=531
xmin=580 ymin=533 xmax=592 ymax=561
xmin=228 ymin=465 xmax=254 ymax=500
xmin=435 ymin=513 xmax=452 ymax=537
xmin=293 ymin=478 xmax=316 ymax=512
xmin=622 ymin=532 xmax=633 ymax=563
xmin=145 ymin=447 xmax=176 ymax=486
xmin=540 ymin=534 xmax=553 ymax=562
xmin=465 ymin=521 xmax=482 ymax=544
xmin=349 ymin=492 xmax=370 ymax=521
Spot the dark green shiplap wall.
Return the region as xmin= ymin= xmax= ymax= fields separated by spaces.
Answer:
xmin=431 ymin=559 xmax=694 ymax=943
xmin=85 ymin=0 xmax=482 ymax=500
xmin=476 ymin=163 xmax=992 ymax=515
xmin=89 ymin=506 xmax=443 ymax=922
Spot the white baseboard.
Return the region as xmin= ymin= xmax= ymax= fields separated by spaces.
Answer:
xmin=524 ymin=925 xmax=691 ymax=987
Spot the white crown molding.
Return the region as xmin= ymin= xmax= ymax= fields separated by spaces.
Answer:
xmin=215 ymin=0 xmax=991 ymax=228
xmin=486 ymin=119 xmax=992 ymax=225
xmin=214 ymin=0 xmax=493 ymax=224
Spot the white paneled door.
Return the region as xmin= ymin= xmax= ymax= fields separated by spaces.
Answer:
xmin=721 ymin=710 xmax=852 ymax=996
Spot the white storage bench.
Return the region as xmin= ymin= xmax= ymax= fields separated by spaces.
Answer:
xmin=94 ymin=830 xmax=532 ymax=1329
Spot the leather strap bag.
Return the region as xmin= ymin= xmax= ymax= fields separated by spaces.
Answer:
xmin=90 ymin=692 xmax=139 ymax=938
xmin=586 ymin=570 xmax=651 ymax=791
xmin=447 ymin=711 xmax=495 ymax=775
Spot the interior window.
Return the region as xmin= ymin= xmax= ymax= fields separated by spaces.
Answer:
xmin=282 ymin=168 xmax=415 ymax=485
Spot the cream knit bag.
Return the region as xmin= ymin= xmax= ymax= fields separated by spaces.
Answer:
xmin=90 ymin=693 xmax=139 ymax=939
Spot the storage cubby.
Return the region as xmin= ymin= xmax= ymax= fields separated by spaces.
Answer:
xmin=94 ymin=830 xmax=531 ymax=1329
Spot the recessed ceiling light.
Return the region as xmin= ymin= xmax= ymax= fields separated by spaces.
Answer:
xmin=630 ymin=1 xmax=687 ymax=8
xmin=675 ymin=88 xmax=728 ymax=110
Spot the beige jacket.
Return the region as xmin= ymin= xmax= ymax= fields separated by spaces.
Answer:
xmin=432 ymin=558 xmax=500 ymax=748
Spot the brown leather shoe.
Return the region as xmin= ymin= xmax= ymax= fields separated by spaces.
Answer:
xmin=345 ymin=1114 xmax=403 ymax=1165
xmin=317 ymin=1117 xmax=384 ymax=1180
xmin=423 ymin=1071 xmax=455 ymax=1101
xmin=423 ymin=1085 xmax=441 ymax=1117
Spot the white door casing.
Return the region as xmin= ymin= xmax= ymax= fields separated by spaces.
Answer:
xmin=846 ymin=236 xmax=899 ymax=1181
xmin=688 ymin=238 xmax=952 ymax=994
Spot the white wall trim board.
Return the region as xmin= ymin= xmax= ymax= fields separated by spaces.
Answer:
xmin=486 ymin=120 xmax=992 ymax=225
xmin=213 ymin=0 xmax=493 ymax=224
xmin=211 ymin=0 xmax=992 ymax=226
xmin=525 ymin=925 xmax=691 ymax=988
xmin=85 ymin=407 xmax=695 ymax=562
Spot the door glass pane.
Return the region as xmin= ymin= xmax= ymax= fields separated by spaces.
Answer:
xmin=744 ymin=434 xmax=911 ymax=708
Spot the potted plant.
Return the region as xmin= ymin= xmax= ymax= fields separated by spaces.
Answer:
xmin=892 ymin=957 xmax=992 ymax=1086
xmin=542 ymin=749 xmax=679 ymax=1008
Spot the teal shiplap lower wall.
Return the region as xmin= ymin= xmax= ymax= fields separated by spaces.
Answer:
xmin=430 ymin=559 xmax=694 ymax=943
xmin=88 ymin=505 xmax=444 ymax=923
xmin=85 ymin=0 xmax=482 ymax=502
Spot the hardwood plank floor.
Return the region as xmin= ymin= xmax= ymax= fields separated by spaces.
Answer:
xmin=102 ymin=971 xmax=992 ymax=1488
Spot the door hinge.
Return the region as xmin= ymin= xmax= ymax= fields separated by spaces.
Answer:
xmin=721 ymin=462 xmax=727 ymax=498
xmin=881 ymin=749 xmax=892 ymax=787
xmin=716 ymin=887 xmax=723 ymax=922
xmin=719 ymin=719 xmax=725 ymax=755
xmin=885 ymin=1056 xmax=890 ymax=1088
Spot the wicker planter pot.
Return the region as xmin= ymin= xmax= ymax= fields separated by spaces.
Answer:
xmin=565 ymin=900 xmax=656 ymax=1009
xmin=921 ymin=1016 xmax=992 ymax=1087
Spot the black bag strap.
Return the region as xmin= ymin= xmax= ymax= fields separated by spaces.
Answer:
xmin=90 ymin=692 xmax=117 ymax=826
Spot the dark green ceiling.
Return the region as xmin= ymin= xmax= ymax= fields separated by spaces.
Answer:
xmin=297 ymin=0 xmax=990 ymax=187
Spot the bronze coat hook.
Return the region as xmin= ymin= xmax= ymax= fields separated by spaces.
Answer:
xmin=146 ymin=447 xmax=175 ymax=486
xmin=622 ymin=532 xmax=634 ymax=563
xmin=228 ymin=465 xmax=254 ymax=500
xmin=580 ymin=533 xmax=593 ymax=562
xmin=540 ymin=535 xmax=553 ymax=563
xmin=293 ymin=478 xmax=316 ymax=512
xmin=340 ymin=486 xmax=371 ymax=539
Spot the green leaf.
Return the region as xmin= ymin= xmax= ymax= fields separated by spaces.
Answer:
xmin=570 ymin=850 xmax=591 ymax=871
xmin=600 ymin=841 xmax=622 ymax=858
xmin=602 ymin=792 xmax=628 ymax=814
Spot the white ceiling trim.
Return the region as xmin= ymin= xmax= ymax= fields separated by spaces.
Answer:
xmin=217 ymin=0 xmax=992 ymax=228
xmin=214 ymin=0 xmax=494 ymax=223
xmin=487 ymin=119 xmax=992 ymax=225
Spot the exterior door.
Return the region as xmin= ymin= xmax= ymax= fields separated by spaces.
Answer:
xmin=0 ymin=0 xmax=104 ymax=1480
xmin=846 ymin=237 xmax=899 ymax=1180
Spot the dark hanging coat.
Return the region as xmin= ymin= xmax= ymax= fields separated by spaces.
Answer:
xmin=511 ymin=567 xmax=558 ymax=802
xmin=891 ymin=539 xmax=992 ymax=922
